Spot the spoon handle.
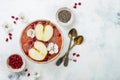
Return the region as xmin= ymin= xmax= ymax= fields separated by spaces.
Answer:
xmin=56 ymin=38 xmax=72 ymax=66
xmin=68 ymin=38 xmax=72 ymax=50
xmin=63 ymin=44 xmax=76 ymax=67
xmin=64 ymin=52 xmax=69 ymax=67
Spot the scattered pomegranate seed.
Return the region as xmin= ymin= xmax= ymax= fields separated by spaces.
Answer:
xmin=73 ymin=5 xmax=77 ymax=9
xmin=14 ymin=21 xmax=16 ymax=24
xmin=78 ymin=2 xmax=81 ymax=5
xmin=6 ymin=38 xmax=8 ymax=42
xmin=8 ymin=33 xmax=12 ymax=36
xmin=73 ymin=53 xmax=76 ymax=56
xmin=75 ymin=3 xmax=77 ymax=5
xmin=73 ymin=59 xmax=77 ymax=62
xmin=27 ymin=73 xmax=30 ymax=77
xmin=9 ymin=36 xmax=12 ymax=40
xmin=24 ymin=68 xmax=28 ymax=72
xmin=11 ymin=16 xmax=15 ymax=19
xmin=15 ymin=17 xmax=19 ymax=20
xmin=76 ymin=54 xmax=80 ymax=57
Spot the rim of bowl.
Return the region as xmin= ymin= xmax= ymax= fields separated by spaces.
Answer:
xmin=56 ymin=7 xmax=74 ymax=26
xmin=20 ymin=19 xmax=63 ymax=64
xmin=6 ymin=54 xmax=26 ymax=72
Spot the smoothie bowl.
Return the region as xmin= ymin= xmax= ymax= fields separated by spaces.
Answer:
xmin=20 ymin=20 xmax=63 ymax=63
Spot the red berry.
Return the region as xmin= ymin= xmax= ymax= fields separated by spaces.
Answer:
xmin=11 ymin=16 xmax=15 ymax=19
xmin=76 ymin=54 xmax=80 ymax=57
xmin=73 ymin=59 xmax=77 ymax=62
xmin=73 ymin=53 xmax=76 ymax=56
xmin=15 ymin=17 xmax=19 ymax=20
xmin=73 ymin=5 xmax=77 ymax=9
xmin=27 ymin=73 xmax=30 ymax=77
xmin=6 ymin=38 xmax=8 ymax=42
xmin=78 ymin=2 xmax=81 ymax=5
xmin=14 ymin=21 xmax=16 ymax=24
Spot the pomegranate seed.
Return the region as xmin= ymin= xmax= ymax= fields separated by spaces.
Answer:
xmin=11 ymin=16 xmax=15 ymax=19
xmin=31 ymin=24 xmax=35 ymax=29
xmin=33 ymin=37 xmax=36 ymax=42
xmin=15 ymin=17 xmax=19 ymax=20
xmin=73 ymin=53 xmax=76 ymax=56
xmin=27 ymin=73 xmax=30 ymax=77
xmin=73 ymin=5 xmax=77 ymax=9
xmin=73 ymin=59 xmax=77 ymax=62
xmin=78 ymin=2 xmax=81 ymax=5
xmin=42 ymin=21 xmax=46 ymax=25
xmin=58 ymin=33 xmax=61 ymax=37
xmin=24 ymin=69 xmax=28 ymax=72
xmin=53 ymin=26 xmax=56 ymax=29
xmin=6 ymin=38 xmax=8 ymax=42
xmin=76 ymin=54 xmax=80 ymax=57
xmin=8 ymin=33 xmax=12 ymax=36
xmin=9 ymin=36 xmax=12 ymax=40
xmin=75 ymin=3 xmax=77 ymax=5
xmin=14 ymin=21 xmax=16 ymax=24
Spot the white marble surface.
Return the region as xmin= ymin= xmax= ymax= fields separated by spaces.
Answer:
xmin=0 ymin=0 xmax=120 ymax=80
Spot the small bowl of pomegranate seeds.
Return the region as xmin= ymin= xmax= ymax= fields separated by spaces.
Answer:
xmin=7 ymin=54 xmax=25 ymax=72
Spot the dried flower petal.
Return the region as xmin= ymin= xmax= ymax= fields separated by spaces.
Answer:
xmin=2 ymin=22 xmax=13 ymax=32
xmin=18 ymin=13 xmax=28 ymax=23
xmin=27 ymin=29 xmax=35 ymax=38
xmin=47 ymin=42 xmax=59 ymax=54
xmin=33 ymin=72 xmax=41 ymax=78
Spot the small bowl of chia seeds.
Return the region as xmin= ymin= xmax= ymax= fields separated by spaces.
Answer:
xmin=56 ymin=7 xmax=74 ymax=26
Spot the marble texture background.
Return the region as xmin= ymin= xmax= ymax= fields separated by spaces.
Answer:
xmin=0 ymin=0 xmax=120 ymax=80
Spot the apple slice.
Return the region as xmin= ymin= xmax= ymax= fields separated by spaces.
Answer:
xmin=35 ymin=23 xmax=53 ymax=42
xmin=29 ymin=41 xmax=47 ymax=61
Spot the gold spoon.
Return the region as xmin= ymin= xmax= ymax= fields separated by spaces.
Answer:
xmin=64 ymin=35 xmax=84 ymax=67
xmin=56 ymin=28 xmax=77 ymax=66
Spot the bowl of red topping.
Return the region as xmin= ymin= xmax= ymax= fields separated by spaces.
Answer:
xmin=7 ymin=54 xmax=25 ymax=72
xmin=20 ymin=20 xmax=63 ymax=63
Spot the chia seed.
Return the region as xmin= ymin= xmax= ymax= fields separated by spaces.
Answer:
xmin=58 ymin=10 xmax=71 ymax=23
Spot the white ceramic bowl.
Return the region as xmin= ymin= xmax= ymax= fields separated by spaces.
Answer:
xmin=6 ymin=54 xmax=25 ymax=72
xmin=56 ymin=7 xmax=74 ymax=26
